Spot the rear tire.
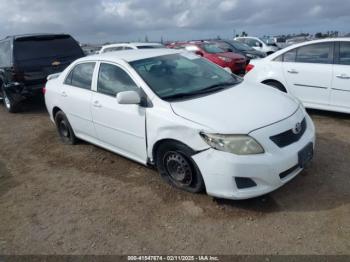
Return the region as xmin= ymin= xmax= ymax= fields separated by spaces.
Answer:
xmin=263 ymin=81 xmax=286 ymax=92
xmin=155 ymin=141 xmax=205 ymax=193
xmin=1 ymin=88 xmax=19 ymax=113
xmin=54 ymin=111 xmax=77 ymax=145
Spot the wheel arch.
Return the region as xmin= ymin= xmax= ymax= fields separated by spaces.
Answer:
xmin=151 ymin=138 xmax=197 ymax=166
xmin=52 ymin=106 xmax=63 ymax=119
xmin=261 ymin=79 xmax=287 ymax=92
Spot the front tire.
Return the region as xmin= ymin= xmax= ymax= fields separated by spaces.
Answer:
xmin=54 ymin=111 xmax=77 ymax=145
xmin=155 ymin=142 xmax=205 ymax=193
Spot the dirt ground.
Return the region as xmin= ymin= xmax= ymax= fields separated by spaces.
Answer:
xmin=0 ymin=100 xmax=349 ymax=255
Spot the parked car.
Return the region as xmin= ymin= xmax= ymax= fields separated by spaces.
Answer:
xmin=99 ymin=42 xmax=164 ymax=54
xmin=235 ymin=36 xmax=279 ymax=55
xmin=0 ymin=34 xmax=84 ymax=113
xmin=44 ymin=49 xmax=315 ymax=200
xmin=167 ymin=42 xmax=247 ymax=75
xmin=209 ymin=39 xmax=266 ymax=63
xmin=244 ymin=38 xmax=350 ymax=114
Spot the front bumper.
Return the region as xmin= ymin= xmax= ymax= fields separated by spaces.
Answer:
xmin=192 ymin=109 xmax=316 ymax=200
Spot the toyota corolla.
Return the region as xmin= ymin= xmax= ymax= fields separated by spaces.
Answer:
xmin=44 ymin=49 xmax=315 ymax=200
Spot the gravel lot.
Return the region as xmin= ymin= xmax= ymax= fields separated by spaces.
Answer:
xmin=0 ymin=100 xmax=349 ymax=255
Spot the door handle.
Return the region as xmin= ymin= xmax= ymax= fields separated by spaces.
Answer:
xmin=336 ymin=74 xmax=350 ymax=79
xmin=93 ymin=101 xmax=102 ymax=108
xmin=287 ymin=69 xmax=299 ymax=74
xmin=61 ymin=91 xmax=67 ymax=97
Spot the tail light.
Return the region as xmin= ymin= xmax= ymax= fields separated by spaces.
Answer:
xmin=42 ymin=87 xmax=46 ymax=95
xmin=246 ymin=64 xmax=255 ymax=73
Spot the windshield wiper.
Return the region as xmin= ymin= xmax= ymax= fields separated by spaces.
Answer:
xmin=162 ymin=82 xmax=235 ymax=101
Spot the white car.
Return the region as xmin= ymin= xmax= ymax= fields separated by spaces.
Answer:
xmin=235 ymin=37 xmax=279 ymax=55
xmin=99 ymin=42 xmax=164 ymax=54
xmin=245 ymin=38 xmax=350 ymax=114
xmin=44 ymin=49 xmax=315 ymax=200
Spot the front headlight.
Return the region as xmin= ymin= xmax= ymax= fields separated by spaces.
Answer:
xmin=218 ymin=56 xmax=232 ymax=62
xmin=200 ymin=133 xmax=264 ymax=155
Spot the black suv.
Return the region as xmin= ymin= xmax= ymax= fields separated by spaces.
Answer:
xmin=209 ymin=39 xmax=266 ymax=63
xmin=0 ymin=34 xmax=84 ymax=112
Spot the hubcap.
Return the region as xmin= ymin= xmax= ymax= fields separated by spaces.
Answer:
xmin=3 ymin=93 xmax=11 ymax=109
xmin=59 ymin=121 xmax=69 ymax=137
xmin=164 ymin=152 xmax=193 ymax=186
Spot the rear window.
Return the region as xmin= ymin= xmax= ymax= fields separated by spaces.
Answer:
xmin=13 ymin=35 xmax=84 ymax=62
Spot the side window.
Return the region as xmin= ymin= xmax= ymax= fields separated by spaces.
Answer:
xmin=339 ymin=42 xmax=350 ymax=65
xmin=64 ymin=62 xmax=95 ymax=90
xmin=123 ymin=46 xmax=133 ymax=50
xmin=296 ymin=43 xmax=332 ymax=64
xmin=283 ymin=49 xmax=297 ymax=62
xmin=0 ymin=41 xmax=11 ymax=67
xmin=97 ymin=63 xmax=138 ymax=97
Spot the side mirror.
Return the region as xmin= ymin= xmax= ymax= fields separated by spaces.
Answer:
xmin=117 ymin=91 xmax=141 ymax=105
xmin=227 ymin=48 xmax=233 ymax=52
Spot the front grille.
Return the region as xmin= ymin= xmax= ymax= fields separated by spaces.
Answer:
xmin=270 ymin=118 xmax=307 ymax=148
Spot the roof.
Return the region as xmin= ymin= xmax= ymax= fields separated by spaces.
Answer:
xmin=266 ymin=37 xmax=350 ymax=60
xmin=101 ymin=42 xmax=163 ymax=49
xmin=82 ymin=48 xmax=181 ymax=63
xmin=1 ymin=33 xmax=70 ymax=41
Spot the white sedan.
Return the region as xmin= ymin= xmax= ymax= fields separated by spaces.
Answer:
xmin=44 ymin=49 xmax=315 ymax=200
xmin=245 ymin=38 xmax=350 ymax=114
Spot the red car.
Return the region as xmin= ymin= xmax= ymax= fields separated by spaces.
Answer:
xmin=167 ymin=41 xmax=247 ymax=75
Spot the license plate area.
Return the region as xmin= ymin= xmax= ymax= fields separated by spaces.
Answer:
xmin=298 ymin=142 xmax=314 ymax=168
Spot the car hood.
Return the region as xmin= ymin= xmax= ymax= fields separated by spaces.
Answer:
xmin=170 ymin=82 xmax=299 ymax=134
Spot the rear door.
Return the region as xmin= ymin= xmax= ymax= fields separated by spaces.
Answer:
xmin=91 ymin=62 xmax=147 ymax=164
xmin=282 ymin=42 xmax=333 ymax=106
xmin=330 ymin=42 xmax=350 ymax=110
xmin=60 ymin=62 xmax=96 ymax=138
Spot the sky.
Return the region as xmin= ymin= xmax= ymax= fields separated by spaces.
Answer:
xmin=0 ymin=0 xmax=349 ymax=44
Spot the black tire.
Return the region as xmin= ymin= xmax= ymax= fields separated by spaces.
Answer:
xmin=264 ymin=81 xmax=286 ymax=92
xmin=1 ymin=88 xmax=19 ymax=113
xmin=54 ymin=111 xmax=77 ymax=145
xmin=155 ymin=141 xmax=205 ymax=193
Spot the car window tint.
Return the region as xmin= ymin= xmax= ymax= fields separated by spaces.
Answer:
xmin=0 ymin=40 xmax=11 ymax=67
xmin=339 ymin=42 xmax=350 ymax=65
xmin=97 ymin=63 xmax=138 ymax=97
xmin=296 ymin=43 xmax=331 ymax=64
xmin=283 ymin=49 xmax=296 ymax=62
xmin=66 ymin=62 xmax=95 ymax=89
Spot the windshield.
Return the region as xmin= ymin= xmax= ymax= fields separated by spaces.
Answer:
xmin=130 ymin=53 xmax=241 ymax=101
xmin=228 ymin=40 xmax=255 ymax=51
xmin=201 ymin=44 xmax=225 ymax=54
xmin=14 ymin=35 xmax=84 ymax=62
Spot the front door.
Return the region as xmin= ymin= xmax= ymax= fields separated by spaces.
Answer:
xmin=91 ymin=62 xmax=147 ymax=164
